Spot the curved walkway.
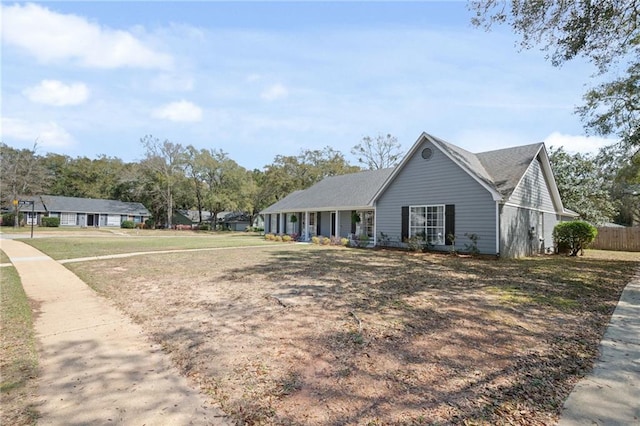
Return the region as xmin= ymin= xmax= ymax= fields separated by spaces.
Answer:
xmin=558 ymin=270 xmax=640 ymax=425
xmin=0 ymin=239 xmax=231 ymax=425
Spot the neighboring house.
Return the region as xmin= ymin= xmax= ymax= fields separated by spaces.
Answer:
xmin=261 ymin=132 xmax=578 ymax=257
xmin=18 ymin=195 xmax=150 ymax=227
xmin=176 ymin=209 xmax=214 ymax=225
xmin=219 ymin=211 xmax=252 ymax=231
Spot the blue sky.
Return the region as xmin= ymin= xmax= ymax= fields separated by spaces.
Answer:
xmin=1 ymin=1 xmax=616 ymax=170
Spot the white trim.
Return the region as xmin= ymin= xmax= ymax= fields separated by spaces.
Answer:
xmin=502 ymin=202 xmax=563 ymax=216
xmin=263 ymin=205 xmax=372 ymax=215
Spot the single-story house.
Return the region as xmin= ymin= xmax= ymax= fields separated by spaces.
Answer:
xmin=16 ymin=195 xmax=150 ymax=227
xmin=261 ymin=132 xmax=578 ymax=257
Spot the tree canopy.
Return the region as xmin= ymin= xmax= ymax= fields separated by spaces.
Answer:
xmin=470 ymin=1 xmax=640 ymax=151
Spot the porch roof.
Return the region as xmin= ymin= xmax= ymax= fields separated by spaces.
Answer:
xmin=261 ymin=168 xmax=394 ymax=214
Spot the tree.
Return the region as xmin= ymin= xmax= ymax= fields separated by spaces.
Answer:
xmin=470 ymin=1 xmax=640 ymax=151
xmin=0 ymin=142 xmax=51 ymax=225
xmin=194 ymin=149 xmax=253 ymax=229
xmin=351 ymin=134 xmax=403 ymax=170
xmin=259 ymin=147 xmax=359 ymax=205
xmin=140 ymin=136 xmax=186 ymax=228
xmin=549 ymin=146 xmax=616 ymax=224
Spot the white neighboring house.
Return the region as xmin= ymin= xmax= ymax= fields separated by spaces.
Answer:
xmin=18 ymin=195 xmax=150 ymax=227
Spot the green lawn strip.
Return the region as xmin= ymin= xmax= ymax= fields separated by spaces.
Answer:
xmin=0 ymin=265 xmax=39 ymax=425
xmin=0 ymin=249 xmax=11 ymax=264
xmin=21 ymin=233 xmax=271 ymax=260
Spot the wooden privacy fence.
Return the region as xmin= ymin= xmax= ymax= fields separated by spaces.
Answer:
xmin=590 ymin=227 xmax=640 ymax=252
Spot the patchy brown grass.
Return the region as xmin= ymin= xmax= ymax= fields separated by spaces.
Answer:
xmin=0 ymin=259 xmax=39 ymax=425
xmin=67 ymin=246 xmax=638 ymax=425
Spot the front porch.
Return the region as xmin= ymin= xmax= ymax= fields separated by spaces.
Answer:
xmin=264 ymin=209 xmax=375 ymax=243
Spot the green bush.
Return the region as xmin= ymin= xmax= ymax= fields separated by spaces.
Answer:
xmin=197 ymin=223 xmax=211 ymax=231
xmin=145 ymin=218 xmax=155 ymax=229
xmin=41 ymin=217 xmax=60 ymax=227
xmin=120 ymin=220 xmax=135 ymax=229
xmin=1 ymin=212 xmax=23 ymax=226
xmin=553 ymin=221 xmax=597 ymax=256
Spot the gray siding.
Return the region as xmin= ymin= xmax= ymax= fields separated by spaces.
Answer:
xmin=508 ymin=157 xmax=556 ymax=212
xmin=376 ymin=139 xmax=498 ymax=254
xmin=339 ymin=211 xmax=352 ymax=237
xmin=500 ymin=156 xmax=561 ymax=257
xmin=500 ymin=206 xmax=559 ymax=257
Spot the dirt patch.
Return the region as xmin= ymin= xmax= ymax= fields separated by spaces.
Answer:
xmin=68 ymin=246 xmax=638 ymax=425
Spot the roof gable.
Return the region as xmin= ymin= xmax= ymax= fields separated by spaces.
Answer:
xmin=476 ymin=142 xmax=544 ymax=199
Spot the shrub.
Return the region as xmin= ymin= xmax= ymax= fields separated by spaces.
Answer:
xmin=464 ymin=233 xmax=480 ymax=256
xmin=404 ymin=235 xmax=425 ymax=252
xmin=275 ymin=235 xmax=283 ymax=242
xmin=1 ymin=212 xmax=23 ymax=227
xmin=357 ymin=234 xmax=370 ymax=248
xmin=289 ymin=233 xmax=299 ymax=241
xmin=265 ymin=233 xmax=275 ymax=241
xmin=341 ymin=237 xmax=349 ymax=246
xmin=145 ymin=218 xmax=155 ymax=229
xmin=321 ymin=236 xmax=331 ymax=245
xmin=121 ymin=220 xmax=135 ymax=229
xmin=41 ymin=216 xmax=60 ymax=227
xmin=282 ymin=235 xmax=292 ymax=242
xmin=553 ymin=221 xmax=597 ymax=256
xmin=311 ymin=236 xmax=320 ymax=244
xmin=198 ymin=223 xmax=212 ymax=231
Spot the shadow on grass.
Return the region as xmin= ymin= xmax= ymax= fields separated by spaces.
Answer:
xmin=207 ymin=247 xmax=637 ymax=424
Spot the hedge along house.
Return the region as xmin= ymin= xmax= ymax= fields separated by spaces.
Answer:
xmin=262 ymin=132 xmax=578 ymax=257
xmin=18 ymin=195 xmax=150 ymax=227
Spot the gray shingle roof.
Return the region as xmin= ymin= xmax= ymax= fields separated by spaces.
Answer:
xmin=261 ymin=168 xmax=394 ymax=213
xmin=262 ymin=133 xmax=555 ymax=214
xmin=476 ymin=143 xmax=543 ymax=198
xmin=36 ymin=195 xmax=150 ymax=215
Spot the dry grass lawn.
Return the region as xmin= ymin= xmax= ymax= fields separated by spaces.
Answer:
xmin=66 ymin=245 xmax=637 ymax=425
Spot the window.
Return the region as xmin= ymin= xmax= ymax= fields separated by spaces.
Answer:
xmin=409 ymin=205 xmax=445 ymax=245
xmin=361 ymin=210 xmax=374 ymax=237
xmin=60 ymin=212 xmax=76 ymax=226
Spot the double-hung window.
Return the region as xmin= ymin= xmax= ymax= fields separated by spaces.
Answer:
xmin=409 ymin=205 xmax=445 ymax=245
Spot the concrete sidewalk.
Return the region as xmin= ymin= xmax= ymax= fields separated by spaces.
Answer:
xmin=0 ymin=239 xmax=231 ymax=425
xmin=558 ymin=270 xmax=640 ymax=426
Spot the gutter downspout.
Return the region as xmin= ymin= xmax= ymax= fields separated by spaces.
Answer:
xmin=495 ymin=201 xmax=500 ymax=256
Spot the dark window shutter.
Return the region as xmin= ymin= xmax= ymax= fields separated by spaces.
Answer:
xmin=445 ymin=204 xmax=455 ymax=245
xmin=351 ymin=211 xmax=356 ymax=234
xmin=316 ymin=212 xmax=322 ymax=235
xmin=401 ymin=206 xmax=409 ymax=241
xmin=276 ymin=214 xmax=280 ymax=234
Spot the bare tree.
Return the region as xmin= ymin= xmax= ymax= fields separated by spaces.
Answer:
xmin=351 ymin=134 xmax=403 ymax=170
xmin=140 ymin=136 xmax=186 ymax=228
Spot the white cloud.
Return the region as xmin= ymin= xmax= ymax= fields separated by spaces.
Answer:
xmin=260 ymin=83 xmax=288 ymax=101
xmin=152 ymin=100 xmax=202 ymax=122
xmin=544 ymin=132 xmax=618 ymax=154
xmin=1 ymin=117 xmax=75 ymax=147
xmin=149 ymin=74 xmax=194 ymax=92
xmin=23 ymin=80 xmax=90 ymax=106
xmin=1 ymin=3 xmax=172 ymax=69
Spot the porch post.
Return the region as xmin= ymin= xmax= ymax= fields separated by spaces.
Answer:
xmin=335 ymin=210 xmax=340 ymax=237
xmin=372 ymin=208 xmax=376 ymax=246
xmin=279 ymin=212 xmax=285 ymax=235
xmin=304 ymin=211 xmax=310 ymax=241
